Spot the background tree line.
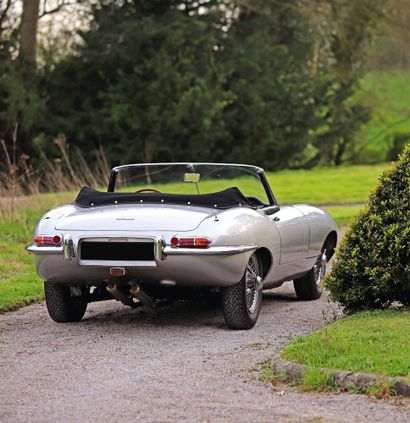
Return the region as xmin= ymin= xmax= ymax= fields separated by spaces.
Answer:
xmin=0 ymin=0 xmax=407 ymax=182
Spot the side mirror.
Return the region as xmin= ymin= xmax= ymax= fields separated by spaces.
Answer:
xmin=263 ymin=205 xmax=280 ymax=216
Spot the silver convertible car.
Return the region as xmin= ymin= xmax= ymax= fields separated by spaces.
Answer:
xmin=28 ymin=163 xmax=338 ymax=329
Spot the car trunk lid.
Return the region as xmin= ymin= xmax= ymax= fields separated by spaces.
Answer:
xmin=55 ymin=204 xmax=213 ymax=232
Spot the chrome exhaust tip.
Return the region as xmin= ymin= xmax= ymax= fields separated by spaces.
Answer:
xmin=129 ymin=283 xmax=156 ymax=308
xmin=106 ymin=283 xmax=132 ymax=306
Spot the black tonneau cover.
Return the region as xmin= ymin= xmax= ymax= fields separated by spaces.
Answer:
xmin=74 ymin=186 xmax=253 ymax=209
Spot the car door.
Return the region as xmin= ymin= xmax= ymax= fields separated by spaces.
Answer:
xmin=268 ymin=205 xmax=309 ymax=264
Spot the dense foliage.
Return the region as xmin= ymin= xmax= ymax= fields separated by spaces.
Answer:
xmin=326 ymin=144 xmax=410 ymax=312
xmin=0 ymin=0 xmax=388 ymax=172
xmin=0 ymin=32 xmax=44 ymax=155
xmin=43 ymin=0 xmax=322 ymax=168
xmin=44 ymin=3 xmax=229 ymax=163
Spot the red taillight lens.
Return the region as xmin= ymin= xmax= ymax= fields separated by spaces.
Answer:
xmin=170 ymin=236 xmax=211 ymax=249
xmin=194 ymin=238 xmax=211 ymax=248
xmin=34 ymin=234 xmax=63 ymax=246
xmin=179 ymin=238 xmax=195 ymax=248
xmin=52 ymin=235 xmax=62 ymax=245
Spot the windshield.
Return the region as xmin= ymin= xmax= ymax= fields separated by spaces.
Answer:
xmin=111 ymin=163 xmax=270 ymax=206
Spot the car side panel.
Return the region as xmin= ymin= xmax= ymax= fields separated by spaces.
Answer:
xmin=292 ymin=205 xmax=338 ymax=257
xmin=268 ymin=205 xmax=309 ymax=264
xmin=262 ymin=204 xmax=338 ymax=287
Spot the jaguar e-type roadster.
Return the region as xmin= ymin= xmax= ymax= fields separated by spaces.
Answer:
xmin=27 ymin=163 xmax=338 ymax=329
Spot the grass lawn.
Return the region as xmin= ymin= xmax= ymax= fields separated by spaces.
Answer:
xmin=0 ymin=238 xmax=43 ymax=310
xmin=357 ymin=70 xmax=410 ymax=162
xmin=123 ymin=163 xmax=386 ymax=206
xmin=322 ymin=205 xmax=363 ymax=227
xmin=267 ymin=164 xmax=386 ymax=205
xmin=0 ymin=193 xmax=73 ymax=311
xmin=0 ymin=164 xmax=386 ymax=311
xmin=282 ymin=310 xmax=410 ymax=379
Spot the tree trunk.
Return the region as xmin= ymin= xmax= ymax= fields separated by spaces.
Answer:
xmin=19 ymin=0 xmax=40 ymax=65
xmin=334 ymin=138 xmax=347 ymax=166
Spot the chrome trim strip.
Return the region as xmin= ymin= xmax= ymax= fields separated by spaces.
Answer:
xmin=26 ymin=244 xmax=63 ymax=254
xmin=79 ymin=260 xmax=157 ymax=267
xmin=163 ymin=245 xmax=257 ymax=256
xmin=112 ymin=162 xmax=264 ymax=173
xmin=78 ymin=235 xmax=157 ymax=242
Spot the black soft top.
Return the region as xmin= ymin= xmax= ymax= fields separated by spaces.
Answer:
xmin=74 ymin=186 xmax=253 ymax=209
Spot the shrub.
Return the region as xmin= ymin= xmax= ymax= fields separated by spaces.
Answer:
xmin=326 ymin=144 xmax=410 ymax=312
xmin=388 ymin=132 xmax=410 ymax=161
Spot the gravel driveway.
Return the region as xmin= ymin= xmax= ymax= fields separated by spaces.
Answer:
xmin=1 ymin=283 xmax=408 ymax=423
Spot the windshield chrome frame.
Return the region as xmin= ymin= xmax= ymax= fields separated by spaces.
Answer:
xmin=107 ymin=162 xmax=277 ymax=206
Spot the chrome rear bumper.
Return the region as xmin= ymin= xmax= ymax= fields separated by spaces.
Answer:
xmin=26 ymin=235 xmax=256 ymax=287
xmin=27 ymin=236 xmax=257 ymax=261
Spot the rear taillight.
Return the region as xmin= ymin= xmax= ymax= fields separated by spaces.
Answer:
xmin=34 ymin=234 xmax=63 ymax=246
xmin=170 ymin=236 xmax=211 ymax=249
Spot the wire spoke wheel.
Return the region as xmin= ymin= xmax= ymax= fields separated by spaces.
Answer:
xmin=245 ymin=255 xmax=261 ymax=314
xmin=293 ymin=247 xmax=327 ymax=301
xmin=221 ymin=253 xmax=263 ymax=330
xmin=313 ymin=249 xmax=327 ymax=288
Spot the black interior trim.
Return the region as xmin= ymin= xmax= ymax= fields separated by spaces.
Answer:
xmin=74 ymin=186 xmax=254 ymax=209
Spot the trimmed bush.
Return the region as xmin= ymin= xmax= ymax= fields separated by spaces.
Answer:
xmin=326 ymin=144 xmax=410 ymax=312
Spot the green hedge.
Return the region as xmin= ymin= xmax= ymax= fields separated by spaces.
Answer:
xmin=326 ymin=144 xmax=410 ymax=312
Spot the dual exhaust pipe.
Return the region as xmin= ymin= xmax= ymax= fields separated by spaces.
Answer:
xmin=106 ymin=282 xmax=156 ymax=308
xmin=106 ymin=266 xmax=156 ymax=308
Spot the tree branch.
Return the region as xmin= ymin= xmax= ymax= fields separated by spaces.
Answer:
xmin=0 ymin=0 xmax=12 ymax=31
xmin=39 ymin=0 xmax=76 ymax=18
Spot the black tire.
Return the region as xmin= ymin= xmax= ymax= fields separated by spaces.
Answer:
xmin=44 ymin=282 xmax=88 ymax=323
xmin=221 ymin=253 xmax=263 ymax=330
xmin=293 ymin=249 xmax=327 ymax=300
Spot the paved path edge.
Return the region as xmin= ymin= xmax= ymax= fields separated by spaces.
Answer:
xmin=271 ymin=356 xmax=410 ymax=397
